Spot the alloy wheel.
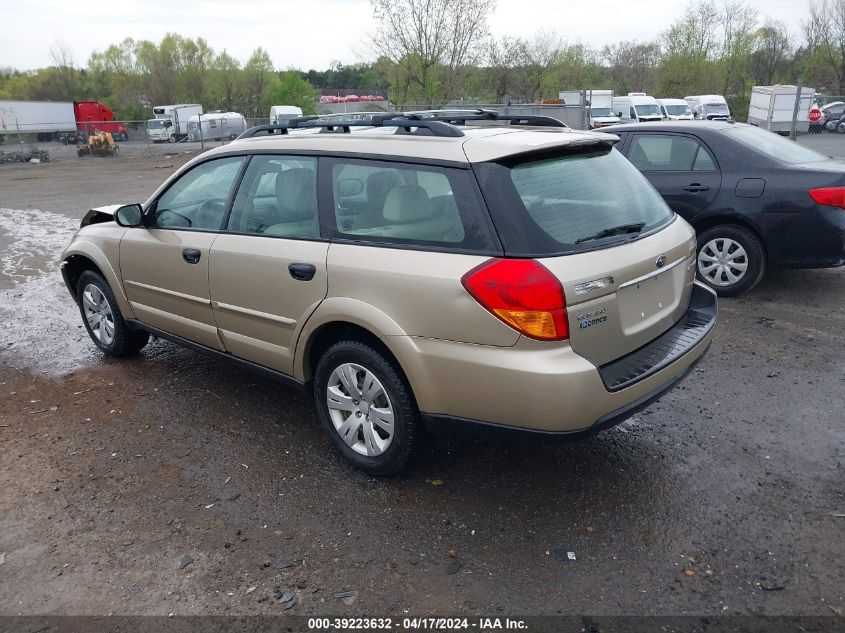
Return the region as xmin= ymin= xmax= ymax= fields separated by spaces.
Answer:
xmin=82 ymin=283 xmax=115 ymax=345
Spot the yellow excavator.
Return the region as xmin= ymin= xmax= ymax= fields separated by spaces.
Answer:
xmin=77 ymin=130 xmax=119 ymax=157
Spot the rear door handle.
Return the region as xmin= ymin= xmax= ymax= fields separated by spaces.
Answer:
xmin=288 ymin=263 xmax=316 ymax=281
xmin=682 ymin=183 xmax=710 ymax=192
xmin=182 ymin=248 xmax=202 ymax=264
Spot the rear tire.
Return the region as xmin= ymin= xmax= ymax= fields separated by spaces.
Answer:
xmin=696 ymin=225 xmax=766 ymax=297
xmin=76 ymin=270 xmax=149 ymax=357
xmin=314 ymin=340 xmax=422 ymax=476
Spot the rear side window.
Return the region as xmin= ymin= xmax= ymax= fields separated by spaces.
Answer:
xmin=327 ymin=158 xmax=497 ymax=252
xmin=725 ymin=125 xmax=825 ymax=164
xmin=227 ymin=155 xmax=318 ymax=238
xmin=629 ymin=134 xmax=716 ymax=172
xmin=475 ymin=146 xmax=674 ymax=256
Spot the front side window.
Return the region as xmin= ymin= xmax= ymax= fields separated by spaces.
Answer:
xmin=151 ymin=156 xmax=244 ymax=230
xmin=629 ymin=135 xmax=715 ymax=172
xmin=227 ymin=155 xmax=318 ymax=238
xmin=329 ymin=159 xmax=495 ymax=250
xmin=474 ymin=146 xmax=674 ymax=256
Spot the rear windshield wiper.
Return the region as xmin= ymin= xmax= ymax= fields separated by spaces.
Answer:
xmin=575 ymin=221 xmax=646 ymax=244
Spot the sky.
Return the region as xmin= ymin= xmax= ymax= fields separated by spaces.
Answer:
xmin=0 ymin=0 xmax=806 ymax=72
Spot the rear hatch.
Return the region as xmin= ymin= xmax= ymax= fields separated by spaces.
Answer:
xmin=472 ymin=141 xmax=697 ymax=366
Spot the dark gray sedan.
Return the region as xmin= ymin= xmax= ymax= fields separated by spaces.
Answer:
xmin=605 ymin=120 xmax=845 ymax=295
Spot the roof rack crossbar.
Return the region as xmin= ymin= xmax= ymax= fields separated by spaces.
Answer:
xmin=238 ymin=114 xmax=466 ymax=139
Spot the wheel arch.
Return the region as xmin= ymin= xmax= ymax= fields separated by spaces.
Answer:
xmin=294 ymin=299 xmax=433 ymax=407
xmin=692 ymin=214 xmax=768 ymax=262
xmin=60 ymin=243 xmax=134 ymax=318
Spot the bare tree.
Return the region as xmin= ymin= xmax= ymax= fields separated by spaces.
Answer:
xmin=369 ymin=0 xmax=496 ymax=104
xmin=49 ymin=40 xmax=78 ymax=100
xmin=602 ymin=40 xmax=661 ymax=95
xmin=720 ymin=0 xmax=759 ymax=96
xmin=803 ymin=0 xmax=845 ymax=91
xmin=754 ymin=19 xmax=791 ymax=85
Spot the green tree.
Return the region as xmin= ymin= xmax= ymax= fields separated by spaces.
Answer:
xmin=265 ymin=70 xmax=317 ymax=115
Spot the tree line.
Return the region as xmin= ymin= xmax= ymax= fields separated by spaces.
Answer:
xmin=1 ymin=0 xmax=844 ymax=122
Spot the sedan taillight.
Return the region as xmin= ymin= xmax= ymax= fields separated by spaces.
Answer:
xmin=809 ymin=186 xmax=845 ymax=209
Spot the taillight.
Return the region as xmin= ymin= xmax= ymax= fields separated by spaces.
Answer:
xmin=809 ymin=186 xmax=845 ymax=209
xmin=461 ymin=259 xmax=569 ymax=341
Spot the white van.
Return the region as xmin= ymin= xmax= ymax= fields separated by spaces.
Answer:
xmin=684 ymin=95 xmax=731 ymax=120
xmin=270 ymin=105 xmax=303 ymax=125
xmin=656 ymin=98 xmax=694 ymax=120
xmin=612 ymin=94 xmax=664 ymax=123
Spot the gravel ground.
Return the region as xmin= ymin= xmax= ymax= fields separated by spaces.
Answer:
xmin=0 ymin=154 xmax=843 ymax=619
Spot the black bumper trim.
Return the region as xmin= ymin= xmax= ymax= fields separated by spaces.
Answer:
xmin=598 ymin=284 xmax=717 ymax=392
xmin=422 ymin=341 xmax=709 ymax=440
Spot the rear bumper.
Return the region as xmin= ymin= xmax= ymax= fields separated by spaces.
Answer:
xmin=407 ymin=282 xmax=716 ymax=435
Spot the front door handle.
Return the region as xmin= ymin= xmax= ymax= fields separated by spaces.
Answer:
xmin=682 ymin=183 xmax=710 ymax=192
xmin=288 ymin=263 xmax=316 ymax=281
xmin=182 ymin=248 xmax=202 ymax=264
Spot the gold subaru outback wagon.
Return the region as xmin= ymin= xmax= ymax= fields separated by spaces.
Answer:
xmin=60 ymin=111 xmax=717 ymax=475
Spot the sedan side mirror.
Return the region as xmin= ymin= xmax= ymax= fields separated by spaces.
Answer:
xmin=115 ymin=203 xmax=144 ymax=227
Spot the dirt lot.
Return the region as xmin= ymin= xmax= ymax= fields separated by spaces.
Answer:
xmin=0 ymin=152 xmax=844 ymax=619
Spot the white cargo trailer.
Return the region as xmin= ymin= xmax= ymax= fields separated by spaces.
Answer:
xmin=747 ymin=85 xmax=815 ymax=134
xmin=0 ymin=100 xmax=76 ymax=142
xmin=187 ymin=112 xmax=247 ymax=141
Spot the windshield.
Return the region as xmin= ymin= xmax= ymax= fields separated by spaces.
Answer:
xmin=665 ymin=104 xmax=691 ymax=116
xmin=591 ymin=107 xmax=614 ymax=117
xmin=725 ymin=125 xmax=826 ymax=164
xmin=635 ymin=104 xmax=661 ymax=116
xmin=474 ymin=146 xmax=674 ymax=256
xmin=704 ymin=103 xmax=729 ymax=114
xmin=147 ymin=119 xmax=169 ymax=130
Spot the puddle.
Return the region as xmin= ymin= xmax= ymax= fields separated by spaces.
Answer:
xmin=0 ymin=208 xmax=99 ymax=376
xmin=0 ymin=208 xmax=79 ymax=288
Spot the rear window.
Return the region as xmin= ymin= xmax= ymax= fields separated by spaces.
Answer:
xmin=725 ymin=125 xmax=825 ymax=164
xmin=474 ymin=146 xmax=674 ymax=256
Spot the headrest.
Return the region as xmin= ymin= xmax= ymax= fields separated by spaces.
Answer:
xmin=382 ymin=185 xmax=433 ymax=223
xmin=367 ymin=170 xmax=402 ymax=209
xmin=276 ymin=168 xmax=316 ymax=219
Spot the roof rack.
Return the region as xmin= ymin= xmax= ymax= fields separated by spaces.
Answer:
xmin=237 ymin=110 xmax=567 ymax=140
xmin=238 ymin=114 xmax=465 ymax=139
xmin=404 ymin=109 xmax=568 ymax=128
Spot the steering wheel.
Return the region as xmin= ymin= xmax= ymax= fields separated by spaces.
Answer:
xmin=194 ymin=198 xmax=226 ymax=229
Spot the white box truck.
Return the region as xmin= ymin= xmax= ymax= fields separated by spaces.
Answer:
xmin=147 ymin=104 xmax=203 ymax=143
xmin=0 ymin=100 xmax=76 ymax=142
xmin=559 ymin=90 xmax=620 ymax=128
xmin=747 ymin=85 xmax=815 ymax=134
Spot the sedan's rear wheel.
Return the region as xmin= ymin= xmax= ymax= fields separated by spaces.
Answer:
xmin=77 ymin=270 xmax=149 ymax=357
xmin=696 ymin=225 xmax=765 ymax=297
xmin=314 ymin=340 xmax=421 ymax=475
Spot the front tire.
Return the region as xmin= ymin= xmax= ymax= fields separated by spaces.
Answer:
xmin=314 ymin=340 xmax=422 ymax=476
xmin=76 ymin=270 xmax=149 ymax=357
xmin=696 ymin=225 xmax=766 ymax=297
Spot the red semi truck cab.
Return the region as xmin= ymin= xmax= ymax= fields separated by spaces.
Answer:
xmin=74 ymin=102 xmax=128 ymax=141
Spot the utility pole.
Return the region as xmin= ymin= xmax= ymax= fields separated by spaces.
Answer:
xmin=789 ymin=79 xmax=803 ymax=141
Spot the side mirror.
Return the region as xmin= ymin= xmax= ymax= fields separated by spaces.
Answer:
xmin=115 ymin=204 xmax=144 ymax=227
xmin=617 ymin=111 xmax=623 ymax=118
